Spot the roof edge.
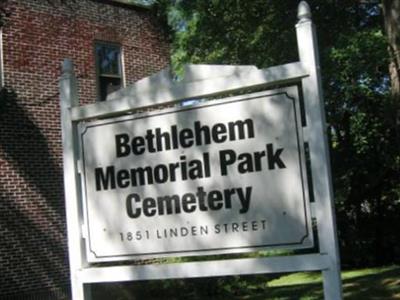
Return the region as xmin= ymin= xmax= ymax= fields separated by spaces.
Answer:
xmin=91 ymin=0 xmax=153 ymax=10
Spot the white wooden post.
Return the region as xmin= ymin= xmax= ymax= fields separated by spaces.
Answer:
xmin=296 ymin=2 xmax=343 ymax=299
xmin=59 ymin=59 xmax=92 ymax=300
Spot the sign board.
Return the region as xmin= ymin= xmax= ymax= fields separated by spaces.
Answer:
xmin=61 ymin=4 xmax=342 ymax=298
xmin=80 ymin=87 xmax=313 ymax=262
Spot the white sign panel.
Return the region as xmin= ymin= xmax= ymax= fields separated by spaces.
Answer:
xmin=80 ymin=87 xmax=313 ymax=262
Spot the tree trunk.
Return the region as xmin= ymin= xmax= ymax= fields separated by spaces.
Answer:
xmin=383 ymin=0 xmax=400 ymax=95
xmin=382 ymin=0 xmax=400 ymax=137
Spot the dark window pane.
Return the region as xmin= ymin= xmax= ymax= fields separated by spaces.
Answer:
xmin=96 ymin=44 xmax=121 ymax=76
xmin=99 ymin=77 xmax=121 ymax=101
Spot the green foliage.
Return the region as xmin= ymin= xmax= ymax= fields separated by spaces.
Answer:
xmin=155 ymin=0 xmax=400 ymax=267
xmin=156 ymin=0 xmax=298 ymax=75
xmin=324 ymin=27 xmax=400 ymax=267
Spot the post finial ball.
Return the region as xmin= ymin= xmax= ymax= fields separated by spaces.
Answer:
xmin=297 ymin=1 xmax=312 ymax=22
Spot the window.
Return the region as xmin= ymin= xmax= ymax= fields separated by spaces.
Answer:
xmin=0 ymin=28 xmax=3 ymax=88
xmin=95 ymin=42 xmax=123 ymax=101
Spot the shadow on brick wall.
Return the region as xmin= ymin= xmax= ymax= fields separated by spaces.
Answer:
xmin=0 ymin=87 xmax=71 ymax=299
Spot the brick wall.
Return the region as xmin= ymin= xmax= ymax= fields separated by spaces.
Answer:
xmin=0 ymin=0 xmax=169 ymax=298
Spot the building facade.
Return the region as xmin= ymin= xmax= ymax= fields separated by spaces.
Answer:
xmin=0 ymin=0 xmax=169 ymax=298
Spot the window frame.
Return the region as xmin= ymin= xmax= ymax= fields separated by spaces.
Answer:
xmin=94 ymin=41 xmax=125 ymax=101
xmin=0 ymin=28 xmax=4 ymax=88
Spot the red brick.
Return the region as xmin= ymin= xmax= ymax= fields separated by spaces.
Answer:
xmin=0 ymin=0 xmax=169 ymax=298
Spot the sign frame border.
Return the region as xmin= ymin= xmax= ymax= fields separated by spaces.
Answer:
xmin=79 ymin=87 xmax=314 ymax=262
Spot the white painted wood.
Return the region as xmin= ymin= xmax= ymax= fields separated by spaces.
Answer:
xmin=179 ymin=64 xmax=257 ymax=82
xmin=80 ymin=87 xmax=313 ymax=262
xmin=59 ymin=59 xmax=91 ymax=300
xmin=59 ymin=2 xmax=342 ymax=299
xmin=296 ymin=1 xmax=343 ymax=299
xmin=70 ymin=62 xmax=308 ymax=121
xmin=78 ymin=254 xmax=329 ymax=283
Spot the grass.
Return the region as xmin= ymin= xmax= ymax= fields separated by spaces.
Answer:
xmin=92 ymin=265 xmax=400 ymax=299
xmin=263 ymin=265 xmax=400 ymax=299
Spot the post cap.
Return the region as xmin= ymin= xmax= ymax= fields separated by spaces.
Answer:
xmin=297 ymin=1 xmax=312 ymax=22
xmin=62 ymin=59 xmax=73 ymax=74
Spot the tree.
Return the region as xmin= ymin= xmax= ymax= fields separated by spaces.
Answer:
xmin=156 ymin=0 xmax=400 ymax=266
xmin=382 ymin=0 xmax=400 ymax=163
xmin=156 ymin=0 xmax=298 ymax=74
xmin=382 ymin=0 xmax=400 ymax=99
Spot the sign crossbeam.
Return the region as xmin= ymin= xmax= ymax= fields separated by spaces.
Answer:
xmin=78 ymin=254 xmax=330 ymax=284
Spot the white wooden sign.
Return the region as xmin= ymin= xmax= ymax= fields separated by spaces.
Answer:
xmin=60 ymin=2 xmax=342 ymax=299
xmin=80 ymin=88 xmax=313 ymax=261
